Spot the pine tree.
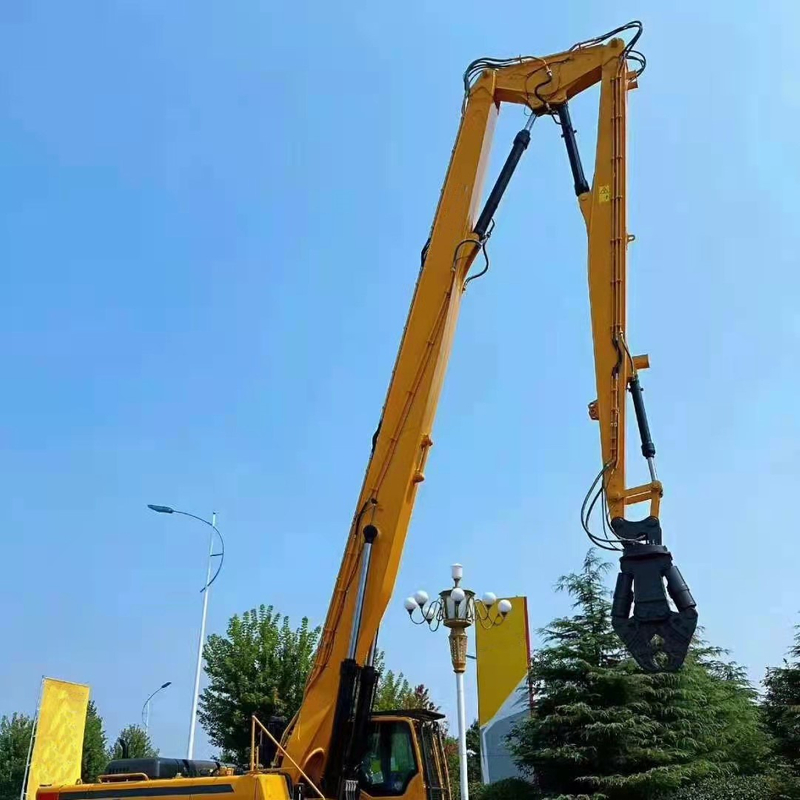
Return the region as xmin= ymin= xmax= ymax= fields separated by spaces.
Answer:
xmin=763 ymin=623 xmax=800 ymax=768
xmin=762 ymin=622 xmax=800 ymax=798
xmin=509 ymin=550 xmax=769 ymax=799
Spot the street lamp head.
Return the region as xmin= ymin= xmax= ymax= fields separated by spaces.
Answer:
xmin=482 ymin=592 xmax=497 ymax=607
xmin=148 ymin=504 xmax=174 ymax=514
xmin=404 ymin=597 xmax=418 ymax=613
xmin=498 ymin=599 xmax=512 ymax=616
xmin=451 ymin=587 xmax=466 ymax=604
xmin=414 ymin=590 xmax=429 ymax=606
xmin=425 ymin=606 xmax=436 ymax=621
xmin=161 ymin=681 xmax=172 ymax=689
xmin=451 ymin=563 xmax=463 ymax=583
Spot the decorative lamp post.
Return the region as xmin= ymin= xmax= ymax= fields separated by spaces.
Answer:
xmin=405 ymin=564 xmax=511 ymax=800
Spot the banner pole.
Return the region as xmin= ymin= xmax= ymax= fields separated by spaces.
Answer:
xmin=20 ymin=677 xmax=45 ymax=800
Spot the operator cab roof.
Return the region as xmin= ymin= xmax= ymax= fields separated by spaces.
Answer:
xmin=371 ymin=709 xmax=445 ymax=722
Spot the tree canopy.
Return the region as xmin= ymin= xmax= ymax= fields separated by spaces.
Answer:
xmin=0 ymin=714 xmax=33 ymax=800
xmin=372 ymin=650 xmax=439 ymax=713
xmin=762 ymin=623 xmax=800 ymax=798
xmin=110 ymin=725 xmax=158 ymax=760
xmin=763 ymin=624 xmax=800 ymax=764
xmin=198 ymin=604 xmax=321 ymax=763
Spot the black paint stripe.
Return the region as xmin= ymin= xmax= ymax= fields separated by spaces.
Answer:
xmin=60 ymin=784 xmax=235 ymax=800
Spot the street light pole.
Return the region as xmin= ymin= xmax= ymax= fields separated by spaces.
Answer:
xmin=188 ymin=511 xmax=216 ymax=761
xmin=142 ymin=682 xmax=172 ymax=738
xmin=147 ymin=505 xmax=225 ymax=760
xmin=455 ymin=669 xmax=469 ymax=800
xmin=405 ymin=564 xmax=512 ymax=800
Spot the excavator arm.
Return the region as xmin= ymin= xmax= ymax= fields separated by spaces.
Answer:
xmin=282 ymin=22 xmax=696 ymax=797
xmin=562 ymin=29 xmax=698 ymax=672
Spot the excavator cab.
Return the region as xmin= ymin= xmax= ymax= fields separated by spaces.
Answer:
xmin=357 ymin=712 xmax=450 ymax=800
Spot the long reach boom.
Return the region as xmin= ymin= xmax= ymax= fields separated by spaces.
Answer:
xmin=281 ymin=22 xmax=698 ymax=796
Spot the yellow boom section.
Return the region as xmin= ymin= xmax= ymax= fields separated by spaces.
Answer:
xmin=283 ymin=37 xmax=635 ymax=784
xmin=580 ymin=52 xmax=661 ymax=521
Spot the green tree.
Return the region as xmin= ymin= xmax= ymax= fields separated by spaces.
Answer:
xmin=672 ymin=774 xmax=776 ymax=800
xmin=466 ymin=720 xmax=481 ymax=784
xmin=198 ymin=605 xmax=320 ymax=764
xmin=762 ymin=622 xmax=800 ymax=799
xmin=373 ymin=668 xmax=412 ymax=711
xmin=443 ymin=736 xmax=461 ymax=800
xmin=0 ymin=714 xmax=33 ymax=800
xmin=81 ymin=701 xmax=108 ymax=783
xmin=509 ymin=550 xmax=770 ymax=799
xmin=371 ymin=650 xmax=437 ymax=712
xmin=476 ymin=777 xmax=538 ymax=800
xmin=407 ymin=684 xmax=440 ymax=713
xmin=109 ymin=725 xmax=158 ymax=760
xmin=763 ymin=623 xmax=800 ymax=769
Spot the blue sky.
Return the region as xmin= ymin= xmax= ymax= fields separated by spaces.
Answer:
xmin=3 ymin=0 xmax=800 ymax=759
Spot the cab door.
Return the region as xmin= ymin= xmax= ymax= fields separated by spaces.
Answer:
xmin=357 ymin=720 xmax=426 ymax=800
xmin=416 ymin=721 xmax=449 ymax=800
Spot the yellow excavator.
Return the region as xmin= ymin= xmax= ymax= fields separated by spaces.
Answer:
xmin=41 ymin=21 xmax=696 ymax=800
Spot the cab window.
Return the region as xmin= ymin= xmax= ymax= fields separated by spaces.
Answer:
xmin=358 ymin=721 xmax=418 ymax=796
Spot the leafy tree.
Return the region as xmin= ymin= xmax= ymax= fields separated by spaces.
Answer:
xmin=672 ymin=774 xmax=776 ymax=800
xmin=372 ymin=669 xmax=412 ymax=711
xmin=509 ymin=550 xmax=770 ymax=799
xmin=109 ymin=725 xmax=158 ymax=760
xmin=81 ymin=701 xmax=108 ymax=783
xmin=466 ymin=720 xmax=481 ymax=784
xmin=0 ymin=714 xmax=33 ymax=800
xmin=762 ymin=622 xmax=800 ymax=799
xmin=443 ymin=736 xmax=463 ymax=800
xmin=199 ymin=605 xmax=320 ymax=764
xmin=763 ymin=623 xmax=800 ymax=769
xmin=407 ymin=684 xmax=439 ymax=712
xmin=371 ymin=650 xmax=438 ymax=712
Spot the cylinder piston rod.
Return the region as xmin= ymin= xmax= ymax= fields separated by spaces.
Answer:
xmin=347 ymin=525 xmax=378 ymax=658
xmin=555 ymin=103 xmax=590 ymax=196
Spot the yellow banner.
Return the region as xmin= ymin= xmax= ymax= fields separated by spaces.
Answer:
xmin=475 ymin=596 xmax=530 ymax=726
xmin=26 ymin=678 xmax=90 ymax=800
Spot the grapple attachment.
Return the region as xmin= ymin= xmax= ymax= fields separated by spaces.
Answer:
xmin=610 ymin=518 xmax=697 ymax=672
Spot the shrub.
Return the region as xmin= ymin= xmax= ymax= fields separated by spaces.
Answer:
xmin=672 ymin=775 xmax=775 ymax=800
xmin=472 ymin=777 xmax=539 ymax=800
